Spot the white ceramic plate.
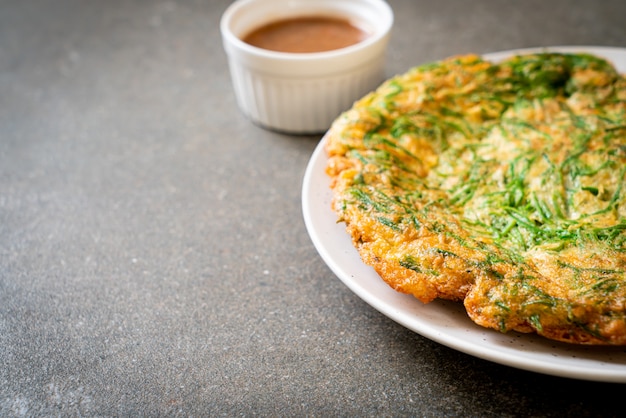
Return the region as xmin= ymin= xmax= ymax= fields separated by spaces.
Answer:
xmin=302 ymin=46 xmax=626 ymax=383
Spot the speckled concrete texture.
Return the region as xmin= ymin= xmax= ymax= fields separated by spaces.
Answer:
xmin=2 ymin=0 xmax=626 ymax=416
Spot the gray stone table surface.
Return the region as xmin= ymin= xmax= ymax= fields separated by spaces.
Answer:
xmin=2 ymin=0 xmax=626 ymax=415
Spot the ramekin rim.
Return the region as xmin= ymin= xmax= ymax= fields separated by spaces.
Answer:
xmin=220 ymin=0 xmax=394 ymax=62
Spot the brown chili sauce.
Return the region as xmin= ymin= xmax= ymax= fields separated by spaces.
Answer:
xmin=242 ymin=16 xmax=369 ymax=53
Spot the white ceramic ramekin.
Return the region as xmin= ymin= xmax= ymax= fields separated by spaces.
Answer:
xmin=220 ymin=0 xmax=394 ymax=134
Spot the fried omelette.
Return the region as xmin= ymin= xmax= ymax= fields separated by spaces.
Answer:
xmin=325 ymin=52 xmax=626 ymax=345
